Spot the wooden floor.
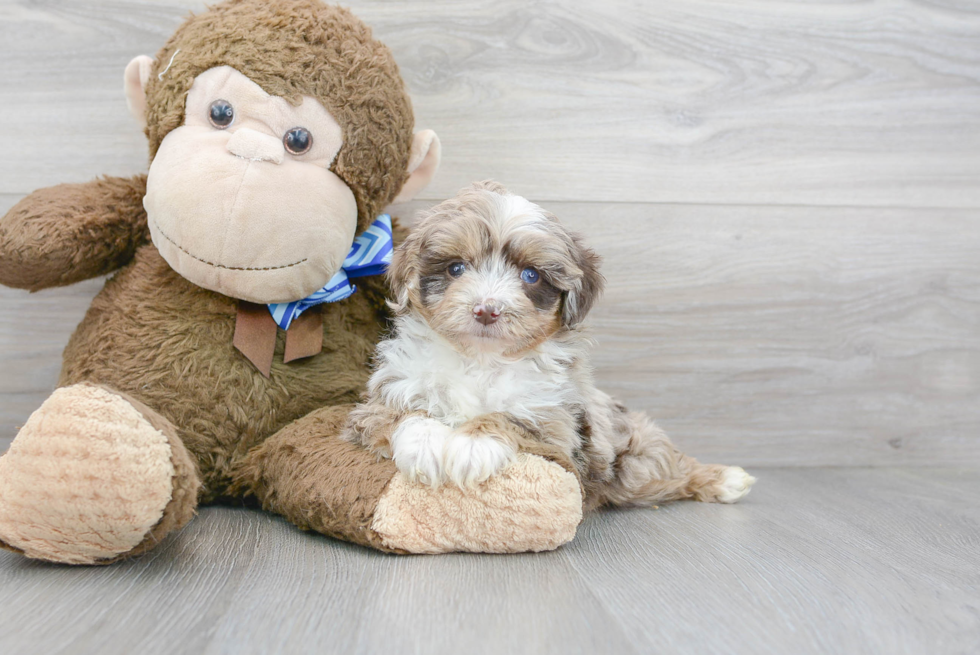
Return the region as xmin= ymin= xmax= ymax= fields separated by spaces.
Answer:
xmin=1 ymin=1 xmax=979 ymax=654
xmin=0 ymin=468 xmax=976 ymax=655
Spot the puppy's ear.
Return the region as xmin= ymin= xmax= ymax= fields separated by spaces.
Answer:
xmin=561 ymin=235 xmax=604 ymax=327
xmin=386 ymin=230 xmax=422 ymax=313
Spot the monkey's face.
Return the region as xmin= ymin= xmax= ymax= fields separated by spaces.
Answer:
xmin=144 ymin=67 xmax=358 ymax=304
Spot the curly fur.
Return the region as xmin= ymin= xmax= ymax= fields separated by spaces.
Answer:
xmin=347 ymin=183 xmax=756 ymax=508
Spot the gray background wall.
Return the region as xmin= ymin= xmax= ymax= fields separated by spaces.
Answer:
xmin=1 ymin=0 xmax=978 ymax=466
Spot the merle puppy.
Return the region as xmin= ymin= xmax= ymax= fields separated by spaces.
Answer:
xmin=344 ymin=181 xmax=755 ymax=510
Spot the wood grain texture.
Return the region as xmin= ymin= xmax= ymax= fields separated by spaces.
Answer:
xmin=4 ymin=194 xmax=976 ymax=465
xmin=0 ymin=0 xmax=978 ymax=207
xmin=0 ymin=468 xmax=976 ymax=655
xmin=563 ymin=203 xmax=980 ymax=467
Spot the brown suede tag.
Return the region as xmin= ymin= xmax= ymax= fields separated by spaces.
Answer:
xmin=284 ymin=307 xmax=323 ymax=363
xmin=233 ymin=301 xmax=278 ymax=378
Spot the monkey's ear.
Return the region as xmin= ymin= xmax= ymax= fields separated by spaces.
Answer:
xmin=124 ymin=55 xmax=154 ymax=128
xmin=393 ymin=130 xmax=441 ymax=203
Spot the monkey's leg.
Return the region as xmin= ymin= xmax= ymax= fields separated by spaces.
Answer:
xmin=589 ymin=410 xmax=756 ymax=509
xmin=0 ymin=383 xmax=201 ymax=564
xmin=233 ymin=405 xmax=584 ymax=554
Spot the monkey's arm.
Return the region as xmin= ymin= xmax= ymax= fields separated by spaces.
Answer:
xmin=0 ymin=175 xmax=149 ymax=291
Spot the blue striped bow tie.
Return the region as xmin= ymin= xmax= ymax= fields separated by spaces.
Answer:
xmin=268 ymin=214 xmax=393 ymax=330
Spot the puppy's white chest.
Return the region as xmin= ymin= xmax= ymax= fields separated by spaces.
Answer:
xmin=438 ymin=359 xmax=567 ymax=425
xmin=375 ymin=325 xmax=575 ymax=427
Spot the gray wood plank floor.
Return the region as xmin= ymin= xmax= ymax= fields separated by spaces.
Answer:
xmin=0 ymin=468 xmax=977 ymax=655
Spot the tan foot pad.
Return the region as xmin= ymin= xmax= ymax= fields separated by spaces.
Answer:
xmin=0 ymin=384 xmax=176 ymax=564
xmin=371 ymin=454 xmax=583 ymax=554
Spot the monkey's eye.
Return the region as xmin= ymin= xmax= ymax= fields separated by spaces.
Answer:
xmin=520 ymin=267 xmax=540 ymax=284
xmin=284 ymin=127 xmax=313 ymax=155
xmin=208 ymin=100 xmax=234 ymax=129
xmin=448 ymin=262 xmax=466 ymax=278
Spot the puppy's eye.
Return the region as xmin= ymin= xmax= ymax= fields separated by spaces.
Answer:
xmin=208 ymin=100 xmax=235 ymax=129
xmin=447 ymin=262 xmax=466 ymax=278
xmin=520 ymin=267 xmax=540 ymax=284
xmin=284 ymin=127 xmax=313 ymax=155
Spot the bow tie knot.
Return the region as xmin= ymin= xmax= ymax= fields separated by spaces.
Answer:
xmin=268 ymin=214 xmax=393 ymax=330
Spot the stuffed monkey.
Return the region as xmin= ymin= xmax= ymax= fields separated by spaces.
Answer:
xmin=0 ymin=0 xmax=583 ymax=564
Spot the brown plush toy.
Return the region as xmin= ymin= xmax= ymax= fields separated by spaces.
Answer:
xmin=0 ymin=0 xmax=583 ymax=564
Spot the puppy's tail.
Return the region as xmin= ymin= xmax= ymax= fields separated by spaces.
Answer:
xmin=587 ymin=411 xmax=756 ymax=509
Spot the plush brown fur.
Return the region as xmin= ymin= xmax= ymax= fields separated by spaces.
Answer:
xmin=6 ymin=0 xmax=408 ymax=502
xmin=59 ymin=242 xmax=392 ymax=501
xmin=145 ymin=0 xmax=414 ymax=232
xmin=230 ymin=405 xmax=404 ymax=553
xmin=0 ymin=176 xmax=149 ymax=291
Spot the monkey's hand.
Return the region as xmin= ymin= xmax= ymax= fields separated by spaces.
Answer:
xmin=0 ymin=175 xmax=149 ymax=291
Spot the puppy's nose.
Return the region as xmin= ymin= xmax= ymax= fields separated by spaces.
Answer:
xmin=473 ymin=303 xmax=501 ymax=325
xmin=226 ymin=128 xmax=285 ymax=164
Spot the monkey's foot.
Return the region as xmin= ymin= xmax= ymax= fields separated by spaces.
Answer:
xmin=0 ymin=383 xmax=200 ymax=564
xmin=372 ymin=453 xmax=583 ymax=553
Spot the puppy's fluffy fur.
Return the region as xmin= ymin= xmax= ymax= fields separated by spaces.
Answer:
xmin=345 ymin=182 xmax=754 ymax=509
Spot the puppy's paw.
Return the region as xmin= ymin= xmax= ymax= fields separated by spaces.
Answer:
xmin=391 ymin=417 xmax=452 ymax=486
xmin=443 ymin=432 xmax=516 ymax=488
xmin=714 ymin=466 xmax=756 ymax=503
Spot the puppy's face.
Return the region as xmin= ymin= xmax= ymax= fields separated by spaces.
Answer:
xmin=389 ymin=181 xmax=603 ymax=355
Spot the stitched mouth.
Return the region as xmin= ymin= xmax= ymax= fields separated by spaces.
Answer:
xmin=150 ymin=217 xmax=308 ymax=271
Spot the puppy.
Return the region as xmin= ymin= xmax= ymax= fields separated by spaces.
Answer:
xmin=344 ymin=181 xmax=755 ymax=509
